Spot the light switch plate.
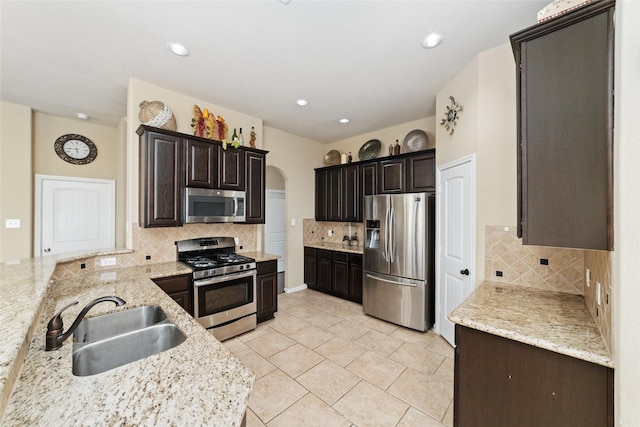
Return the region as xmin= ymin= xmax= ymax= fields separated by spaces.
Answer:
xmin=100 ymin=257 xmax=116 ymax=267
xmin=5 ymin=219 xmax=20 ymax=228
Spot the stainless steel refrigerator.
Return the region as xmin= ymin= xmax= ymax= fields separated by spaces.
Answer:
xmin=363 ymin=192 xmax=435 ymax=331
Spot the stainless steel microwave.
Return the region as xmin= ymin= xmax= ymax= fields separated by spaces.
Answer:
xmin=184 ymin=188 xmax=245 ymax=223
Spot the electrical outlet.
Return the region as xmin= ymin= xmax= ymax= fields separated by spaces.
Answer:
xmin=328 ymin=229 xmax=333 ymax=237
xmin=540 ymin=258 xmax=549 ymax=265
xmin=5 ymin=219 xmax=20 ymax=228
xmin=496 ymin=271 xmax=503 ymax=277
xmin=586 ymin=269 xmax=591 ymax=287
xmin=100 ymin=257 xmax=116 ymax=267
xmin=596 ymin=281 xmax=601 ymax=305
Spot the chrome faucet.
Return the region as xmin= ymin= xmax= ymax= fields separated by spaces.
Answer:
xmin=45 ymin=296 xmax=126 ymax=351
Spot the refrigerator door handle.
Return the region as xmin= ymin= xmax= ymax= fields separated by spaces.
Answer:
xmin=365 ymin=272 xmax=419 ymax=287
xmin=389 ymin=207 xmax=395 ymax=262
xmin=384 ymin=208 xmax=390 ymax=261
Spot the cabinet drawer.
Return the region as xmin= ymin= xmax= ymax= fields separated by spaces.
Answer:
xmin=257 ymin=259 xmax=277 ymax=275
xmin=152 ymin=274 xmax=191 ymax=294
xmin=304 ymin=246 xmax=317 ymax=257
xmin=349 ymin=253 xmax=363 ymax=266
xmin=317 ymin=249 xmax=332 ymax=259
xmin=332 ymin=251 xmax=349 ymax=262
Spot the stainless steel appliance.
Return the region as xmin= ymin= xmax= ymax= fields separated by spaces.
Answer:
xmin=363 ymin=192 xmax=435 ymax=331
xmin=184 ymin=188 xmax=245 ymax=223
xmin=176 ymin=237 xmax=256 ymax=341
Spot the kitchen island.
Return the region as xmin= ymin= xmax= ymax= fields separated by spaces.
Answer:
xmin=450 ymin=282 xmax=613 ymax=427
xmin=1 ymin=256 xmax=254 ymax=426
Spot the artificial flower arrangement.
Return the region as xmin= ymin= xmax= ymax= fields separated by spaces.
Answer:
xmin=191 ymin=105 xmax=234 ymax=146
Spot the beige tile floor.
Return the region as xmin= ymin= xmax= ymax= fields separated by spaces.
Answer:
xmin=223 ymin=289 xmax=454 ymax=427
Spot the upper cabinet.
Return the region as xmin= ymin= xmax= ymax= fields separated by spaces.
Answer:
xmin=511 ymin=0 xmax=615 ymax=250
xmin=138 ymin=128 xmax=183 ymax=227
xmin=137 ymin=125 xmax=268 ymax=226
xmin=315 ymin=149 xmax=435 ymax=222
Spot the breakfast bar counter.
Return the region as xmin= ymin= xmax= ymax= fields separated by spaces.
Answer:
xmin=1 ymin=259 xmax=254 ymax=426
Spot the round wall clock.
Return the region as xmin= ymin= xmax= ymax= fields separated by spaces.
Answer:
xmin=440 ymin=96 xmax=463 ymax=135
xmin=54 ymin=134 xmax=98 ymax=165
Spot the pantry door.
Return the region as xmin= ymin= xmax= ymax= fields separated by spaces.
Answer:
xmin=437 ymin=155 xmax=476 ymax=346
xmin=35 ymin=175 xmax=115 ymax=256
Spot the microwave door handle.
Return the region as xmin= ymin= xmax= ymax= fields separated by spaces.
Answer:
xmin=232 ymin=198 xmax=237 ymax=216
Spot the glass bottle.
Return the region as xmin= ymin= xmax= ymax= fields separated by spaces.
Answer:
xmin=238 ymin=128 xmax=245 ymax=146
xmin=394 ymin=139 xmax=401 ymax=155
xmin=389 ymin=144 xmax=394 ymax=156
xmin=232 ymin=128 xmax=239 ymax=143
xmin=348 ymin=152 xmax=353 ymax=163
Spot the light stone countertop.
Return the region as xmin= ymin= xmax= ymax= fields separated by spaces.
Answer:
xmin=241 ymin=251 xmax=280 ymax=262
xmin=304 ymin=241 xmax=364 ymax=254
xmin=449 ymin=282 xmax=613 ymax=368
xmin=1 ymin=258 xmax=254 ymax=426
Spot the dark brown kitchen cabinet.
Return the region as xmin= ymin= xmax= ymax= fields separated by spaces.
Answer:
xmin=315 ymin=249 xmax=332 ymax=293
xmin=327 ymin=168 xmax=343 ymax=221
xmin=348 ymin=253 xmax=363 ymax=301
xmin=454 ymin=325 xmax=613 ymax=427
xmin=185 ymin=138 xmax=218 ymax=188
xmin=361 ymin=162 xmax=378 ymax=197
xmin=256 ymin=259 xmax=277 ymax=322
xmin=304 ymin=247 xmax=317 ymax=287
xmin=219 ymin=148 xmax=245 ymax=190
xmin=152 ymin=274 xmax=193 ymax=316
xmin=378 ymin=158 xmax=405 ymax=194
xmin=511 ymin=0 xmax=614 ymax=250
xmin=406 ymin=151 xmax=435 ymax=192
xmin=138 ymin=127 xmax=183 ymax=227
xmin=331 ymin=251 xmax=349 ymax=297
xmin=304 ymin=246 xmax=363 ymax=303
xmin=315 ymin=169 xmax=328 ymax=221
xmin=245 ymin=150 xmax=266 ymax=223
xmin=342 ymin=164 xmax=360 ymax=222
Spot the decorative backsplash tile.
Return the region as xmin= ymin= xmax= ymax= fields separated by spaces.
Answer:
xmin=485 ymin=226 xmax=584 ymax=295
xmin=584 ymin=250 xmax=611 ymax=353
xmin=303 ymin=219 xmax=364 ymax=248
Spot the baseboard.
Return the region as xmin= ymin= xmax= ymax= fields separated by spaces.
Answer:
xmin=284 ymin=284 xmax=308 ymax=294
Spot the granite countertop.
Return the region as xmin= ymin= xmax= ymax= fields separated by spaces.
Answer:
xmin=241 ymin=251 xmax=280 ymax=262
xmin=1 ymin=258 xmax=254 ymax=426
xmin=305 ymin=241 xmax=363 ymax=254
xmin=449 ymin=282 xmax=613 ymax=368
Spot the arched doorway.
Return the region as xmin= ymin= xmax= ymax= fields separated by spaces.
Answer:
xmin=265 ymin=166 xmax=287 ymax=293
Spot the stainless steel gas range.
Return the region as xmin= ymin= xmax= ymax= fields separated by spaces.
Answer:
xmin=176 ymin=237 xmax=256 ymax=341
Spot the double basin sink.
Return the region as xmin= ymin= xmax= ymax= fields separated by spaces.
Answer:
xmin=72 ymin=305 xmax=186 ymax=376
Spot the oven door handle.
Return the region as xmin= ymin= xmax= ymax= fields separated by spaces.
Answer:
xmin=193 ymin=270 xmax=256 ymax=288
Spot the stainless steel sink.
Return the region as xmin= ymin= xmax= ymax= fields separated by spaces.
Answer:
xmin=73 ymin=305 xmax=169 ymax=343
xmin=72 ymin=306 xmax=186 ymax=376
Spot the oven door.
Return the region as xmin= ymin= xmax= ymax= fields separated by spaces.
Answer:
xmin=193 ymin=269 xmax=256 ymax=329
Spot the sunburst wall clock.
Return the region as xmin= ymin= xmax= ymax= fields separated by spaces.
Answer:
xmin=440 ymin=96 xmax=463 ymax=135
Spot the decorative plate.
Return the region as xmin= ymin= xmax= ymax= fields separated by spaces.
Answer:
xmin=358 ymin=139 xmax=381 ymax=161
xmin=323 ymin=149 xmax=341 ymax=166
xmin=403 ymin=129 xmax=430 ymax=152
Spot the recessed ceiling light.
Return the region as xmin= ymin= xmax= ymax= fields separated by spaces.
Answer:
xmin=339 ymin=118 xmax=350 ymax=124
xmin=422 ymin=33 xmax=444 ymax=49
xmin=76 ymin=113 xmax=89 ymax=120
xmin=296 ymin=99 xmax=309 ymax=106
xmin=167 ymin=42 xmax=190 ymax=57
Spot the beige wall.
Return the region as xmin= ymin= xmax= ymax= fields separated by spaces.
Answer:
xmin=266 ymin=166 xmax=285 ymax=190
xmin=613 ymin=0 xmax=640 ymax=423
xmin=263 ymin=126 xmax=325 ymax=288
xmin=0 ymin=102 xmax=32 ymax=262
xmin=328 ymin=117 xmax=437 ymax=159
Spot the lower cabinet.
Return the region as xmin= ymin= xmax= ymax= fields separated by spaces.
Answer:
xmin=304 ymin=247 xmax=363 ymax=303
xmin=256 ymin=260 xmax=278 ymax=323
xmin=455 ymin=325 xmax=613 ymax=427
xmin=152 ymin=274 xmax=193 ymax=316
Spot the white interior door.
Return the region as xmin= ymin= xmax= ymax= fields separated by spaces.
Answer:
xmin=437 ymin=155 xmax=476 ymax=346
xmin=36 ymin=175 xmax=115 ymax=256
xmin=265 ymin=190 xmax=286 ymax=272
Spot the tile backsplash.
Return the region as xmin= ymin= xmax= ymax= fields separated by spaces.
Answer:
xmin=303 ymin=219 xmax=364 ymax=247
xmin=485 ymin=225 xmax=611 ymax=352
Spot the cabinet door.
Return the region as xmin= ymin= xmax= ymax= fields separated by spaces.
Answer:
xmin=511 ymin=1 xmax=614 ymax=250
xmin=342 ymin=164 xmax=360 ymax=222
xmin=406 ymin=151 xmax=435 ymax=192
xmin=219 ymin=148 xmax=245 ymax=190
xmin=185 ymin=138 xmax=218 ymax=188
xmin=361 ymin=162 xmax=378 ymax=197
xmin=315 ymin=170 xmax=328 ymax=221
xmin=327 ymin=168 xmax=342 ymax=221
xmin=245 ymin=150 xmax=266 ymax=223
xmin=139 ymin=130 xmax=183 ymax=227
xmin=304 ymin=247 xmax=317 ymax=287
xmin=378 ymin=158 xmax=405 ymax=194
xmin=349 ymin=253 xmax=363 ymax=303
xmin=152 ymin=274 xmax=193 ymax=315
xmin=316 ymin=249 xmax=332 ymax=292
xmin=331 ymin=251 xmax=349 ymax=297
xmin=257 ymin=260 xmax=278 ymax=322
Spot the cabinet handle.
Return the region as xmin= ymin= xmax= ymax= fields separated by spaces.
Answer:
xmin=460 ymin=269 xmax=470 ymax=276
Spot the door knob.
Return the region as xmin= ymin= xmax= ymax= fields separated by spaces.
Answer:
xmin=460 ymin=269 xmax=469 ymax=276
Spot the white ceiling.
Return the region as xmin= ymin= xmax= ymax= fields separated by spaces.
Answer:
xmin=0 ymin=0 xmax=547 ymax=143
